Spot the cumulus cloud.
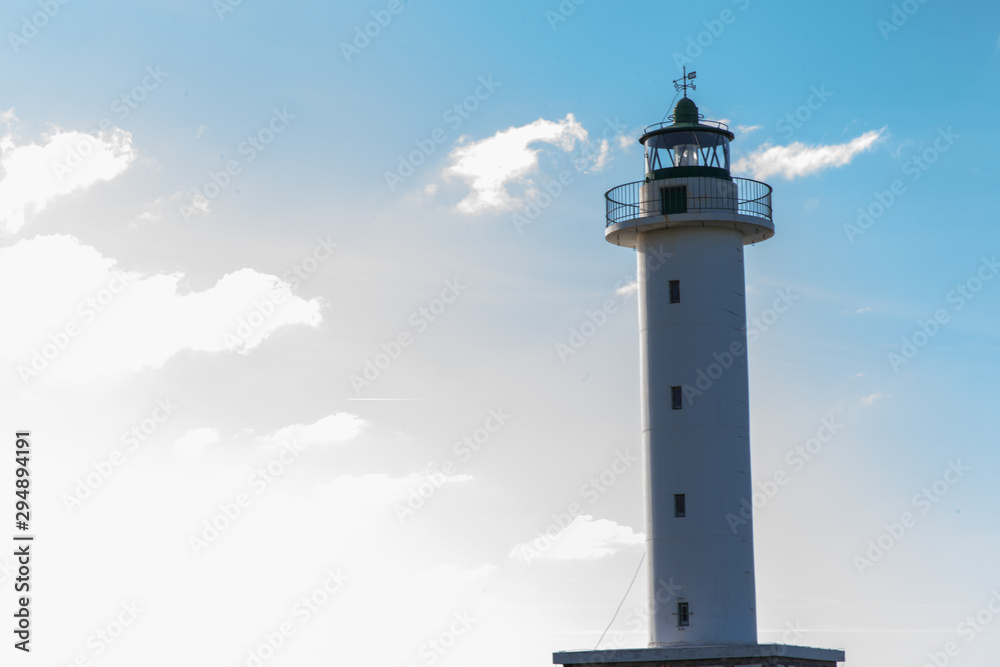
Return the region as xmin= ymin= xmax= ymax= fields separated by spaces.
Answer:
xmin=263 ymin=413 xmax=369 ymax=449
xmin=444 ymin=114 xmax=595 ymax=213
xmin=509 ymin=515 xmax=644 ymax=563
xmin=176 ymin=414 xmax=367 ymax=462
xmin=1 ymin=235 xmax=323 ymax=383
xmin=733 ymin=128 xmax=885 ymax=180
xmin=0 ymin=113 xmax=135 ymax=233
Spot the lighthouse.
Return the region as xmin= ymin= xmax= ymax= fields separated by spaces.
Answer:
xmin=553 ymin=72 xmax=845 ymax=667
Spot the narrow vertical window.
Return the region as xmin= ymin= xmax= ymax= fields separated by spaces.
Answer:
xmin=669 ymin=280 xmax=680 ymax=304
xmin=671 ymin=386 xmax=682 ymax=410
xmin=677 ymin=600 xmax=690 ymax=628
xmin=674 ymin=494 xmax=686 ymax=518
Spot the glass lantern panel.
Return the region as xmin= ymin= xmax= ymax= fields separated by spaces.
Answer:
xmin=645 ymin=130 xmax=730 ymax=172
xmin=675 ymin=145 xmax=699 ymax=166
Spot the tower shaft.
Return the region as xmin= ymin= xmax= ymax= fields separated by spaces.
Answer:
xmin=638 ymin=225 xmax=756 ymax=646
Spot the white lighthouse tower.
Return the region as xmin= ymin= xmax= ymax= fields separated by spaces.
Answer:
xmin=553 ymin=73 xmax=845 ymax=667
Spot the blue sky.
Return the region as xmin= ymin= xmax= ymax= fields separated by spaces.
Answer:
xmin=1 ymin=1 xmax=999 ymax=666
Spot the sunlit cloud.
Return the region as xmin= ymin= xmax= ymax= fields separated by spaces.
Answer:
xmin=509 ymin=515 xmax=644 ymax=562
xmin=0 ymin=234 xmax=323 ymax=383
xmin=616 ymin=280 xmax=639 ymax=296
xmin=0 ymin=112 xmax=135 ymax=233
xmin=444 ymin=114 xmax=594 ymax=213
xmin=262 ymin=413 xmax=369 ymax=449
xmin=733 ymin=128 xmax=885 ymax=180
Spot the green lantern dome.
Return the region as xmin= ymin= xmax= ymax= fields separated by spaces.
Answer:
xmin=672 ymin=96 xmax=700 ymax=124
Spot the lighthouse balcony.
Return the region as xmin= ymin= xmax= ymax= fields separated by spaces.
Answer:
xmin=604 ymin=176 xmax=774 ymax=247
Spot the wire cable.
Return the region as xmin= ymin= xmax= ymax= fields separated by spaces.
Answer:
xmin=660 ymin=91 xmax=681 ymax=124
xmin=594 ymin=551 xmax=646 ymax=650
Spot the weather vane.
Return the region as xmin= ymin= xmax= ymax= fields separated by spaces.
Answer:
xmin=674 ymin=67 xmax=697 ymax=97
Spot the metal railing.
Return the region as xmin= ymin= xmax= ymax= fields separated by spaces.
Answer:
xmin=604 ymin=177 xmax=772 ymax=227
xmin=643 ymin=119 xmax=730 ymax=134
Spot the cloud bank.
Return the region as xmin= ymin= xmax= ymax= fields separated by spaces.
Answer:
xmin=1 ymin=235 xmax=323 ymax=383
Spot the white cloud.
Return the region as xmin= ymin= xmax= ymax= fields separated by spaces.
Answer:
xmin=177 ymin=414 xmax=367 ymax=460
xmin=0 ymin=235 xmax=323 ymax=383
xmin=615 ymin=280 xmax=638 ymax=296
xmin=177 ymin=188 xmax=211 ymax=219
xmin=444 ymin=114 xmax=589 ymax=213
xmin=0 ymin=115 xmax=135 ymax=233
xmin=854 ymin=307 xmax=873 ymax=314
xmin=263 ymin=413 xmax=369 ymax=449
xmin=737 ymin=124 xmax=763 ymax=134
xmin=509 ymin=515 xmax=644 ymax=562
xmin=174 ymin=427 xmax=221 ymax=459
xmin=587 ymin=137 xmax=611 ymax=172
xmin=733 ymin=128 xmax=885 ymax=180
xmin=861 ymin=392 xmax=887 ymax=407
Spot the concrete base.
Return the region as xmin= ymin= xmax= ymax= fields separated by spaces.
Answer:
xmin=553 ymin=644 xmax=844 ymax=667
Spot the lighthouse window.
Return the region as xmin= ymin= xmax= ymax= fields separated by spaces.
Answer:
xmin=669 ymin=280 xmax=680 ymax=303
xmin=674 ymin=494 xmax=686 ymax=518
xmin=670 ymin=386 xmax=682 ymax=410
xmin=661 ymin=186 xmax=687 ymax=215
xmin=677 ymin=601 xmax=690 ymax=627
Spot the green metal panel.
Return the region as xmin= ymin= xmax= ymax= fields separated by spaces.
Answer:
xmin=647 ymin=166 xmax=731 ymax=181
